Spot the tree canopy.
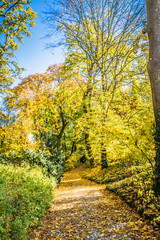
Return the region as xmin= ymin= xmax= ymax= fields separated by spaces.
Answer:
xmin=0 ymin=0 xmax=36 ymax=92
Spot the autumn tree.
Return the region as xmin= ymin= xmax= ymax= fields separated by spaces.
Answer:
xmin=45 ymin=0 xmax=145 ymax=168
xmin=146 ymin=0 xmax=160 ymax=195
xmin=0 ymin=0 xmax=36 ymax=92
xmin=4 ymin=64 xmax=85 ymax=166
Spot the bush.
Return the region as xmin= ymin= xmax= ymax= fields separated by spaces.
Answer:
xmin=23 ymin=149 xmax=64 ymax=183
xmin=0 ymin=164 xmax=56 ymax=240
xmin=0 ymin=149 xmax=64 ymax=183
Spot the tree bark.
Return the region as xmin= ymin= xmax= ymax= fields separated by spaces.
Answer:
xmin=101 ymin=142 xmax=108 ymax=169
xmin=85 ymin=132 xmax=94 ymax=166
xmin=83 ymin=70 xmax=94 ymax=167
xmin=57 ymin=107 xmax=68 ymax=151
xmin=146 ymin=0 xmax=160 ymax=195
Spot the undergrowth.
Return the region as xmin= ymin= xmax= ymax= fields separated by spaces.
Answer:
xmin=82 ymin=163 xmax=160 ymax=227
xmin=0 ymin=164 xmax=56 ymax=240
xmin=0 ymin=149 xmax=64 ymax=183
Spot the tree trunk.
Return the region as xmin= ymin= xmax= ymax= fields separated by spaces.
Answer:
xmin=101 ymin=142 xmax=108 ymax=169
xmin=57 ymin=123 xmax=68 ymax=151
xmin=146 ymin=0 xmax=160 ymax=195
xmin=70 ymin=141 xmax=76 ymax=156
xmin=83 ymin=69 xmax=94 ymax=167
xmin=100 ymin=115 xmax=108 ymax=169
xmin=85 ymin=132 xmax=94 ymax=166
xmin=57 ymin=106 xmax=68 ymax=151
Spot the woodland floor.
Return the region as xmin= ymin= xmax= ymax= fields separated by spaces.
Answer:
xmin=31 ymin=167 xmax=160 ymax=240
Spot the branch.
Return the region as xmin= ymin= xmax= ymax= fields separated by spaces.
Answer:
xmin=0 ymin=0 xmax=22 ymax=18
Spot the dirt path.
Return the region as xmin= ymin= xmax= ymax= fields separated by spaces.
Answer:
xmin=32 ymin=168 xmax=160 ymax=240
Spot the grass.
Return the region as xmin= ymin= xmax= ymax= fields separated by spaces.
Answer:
xmin=0 ymin=164 xmax=56 ymax=240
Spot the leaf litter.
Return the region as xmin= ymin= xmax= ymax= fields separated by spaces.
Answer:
xmin=31 ymin=167 xmax=160 ymax=239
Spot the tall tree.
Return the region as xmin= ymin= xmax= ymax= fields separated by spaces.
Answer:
xmin=4 ymin=64 xmax=85 ymax=158
xmin=45 ymin=0 xmax=145 ymax=168
xmin=146 ymin=0 xmax=160 ymax=195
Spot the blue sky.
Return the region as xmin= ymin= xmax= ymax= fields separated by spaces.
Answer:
xmin=15 ymin=0 xmax=64 ymax=79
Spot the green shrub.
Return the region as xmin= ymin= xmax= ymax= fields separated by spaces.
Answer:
xmin=0 ymin=164 xmax=56 ymax=240
xmin=23 ymin=149 xmax=64 ymax=183
xmin=0 ymin=149 xmax=64 ymax=183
